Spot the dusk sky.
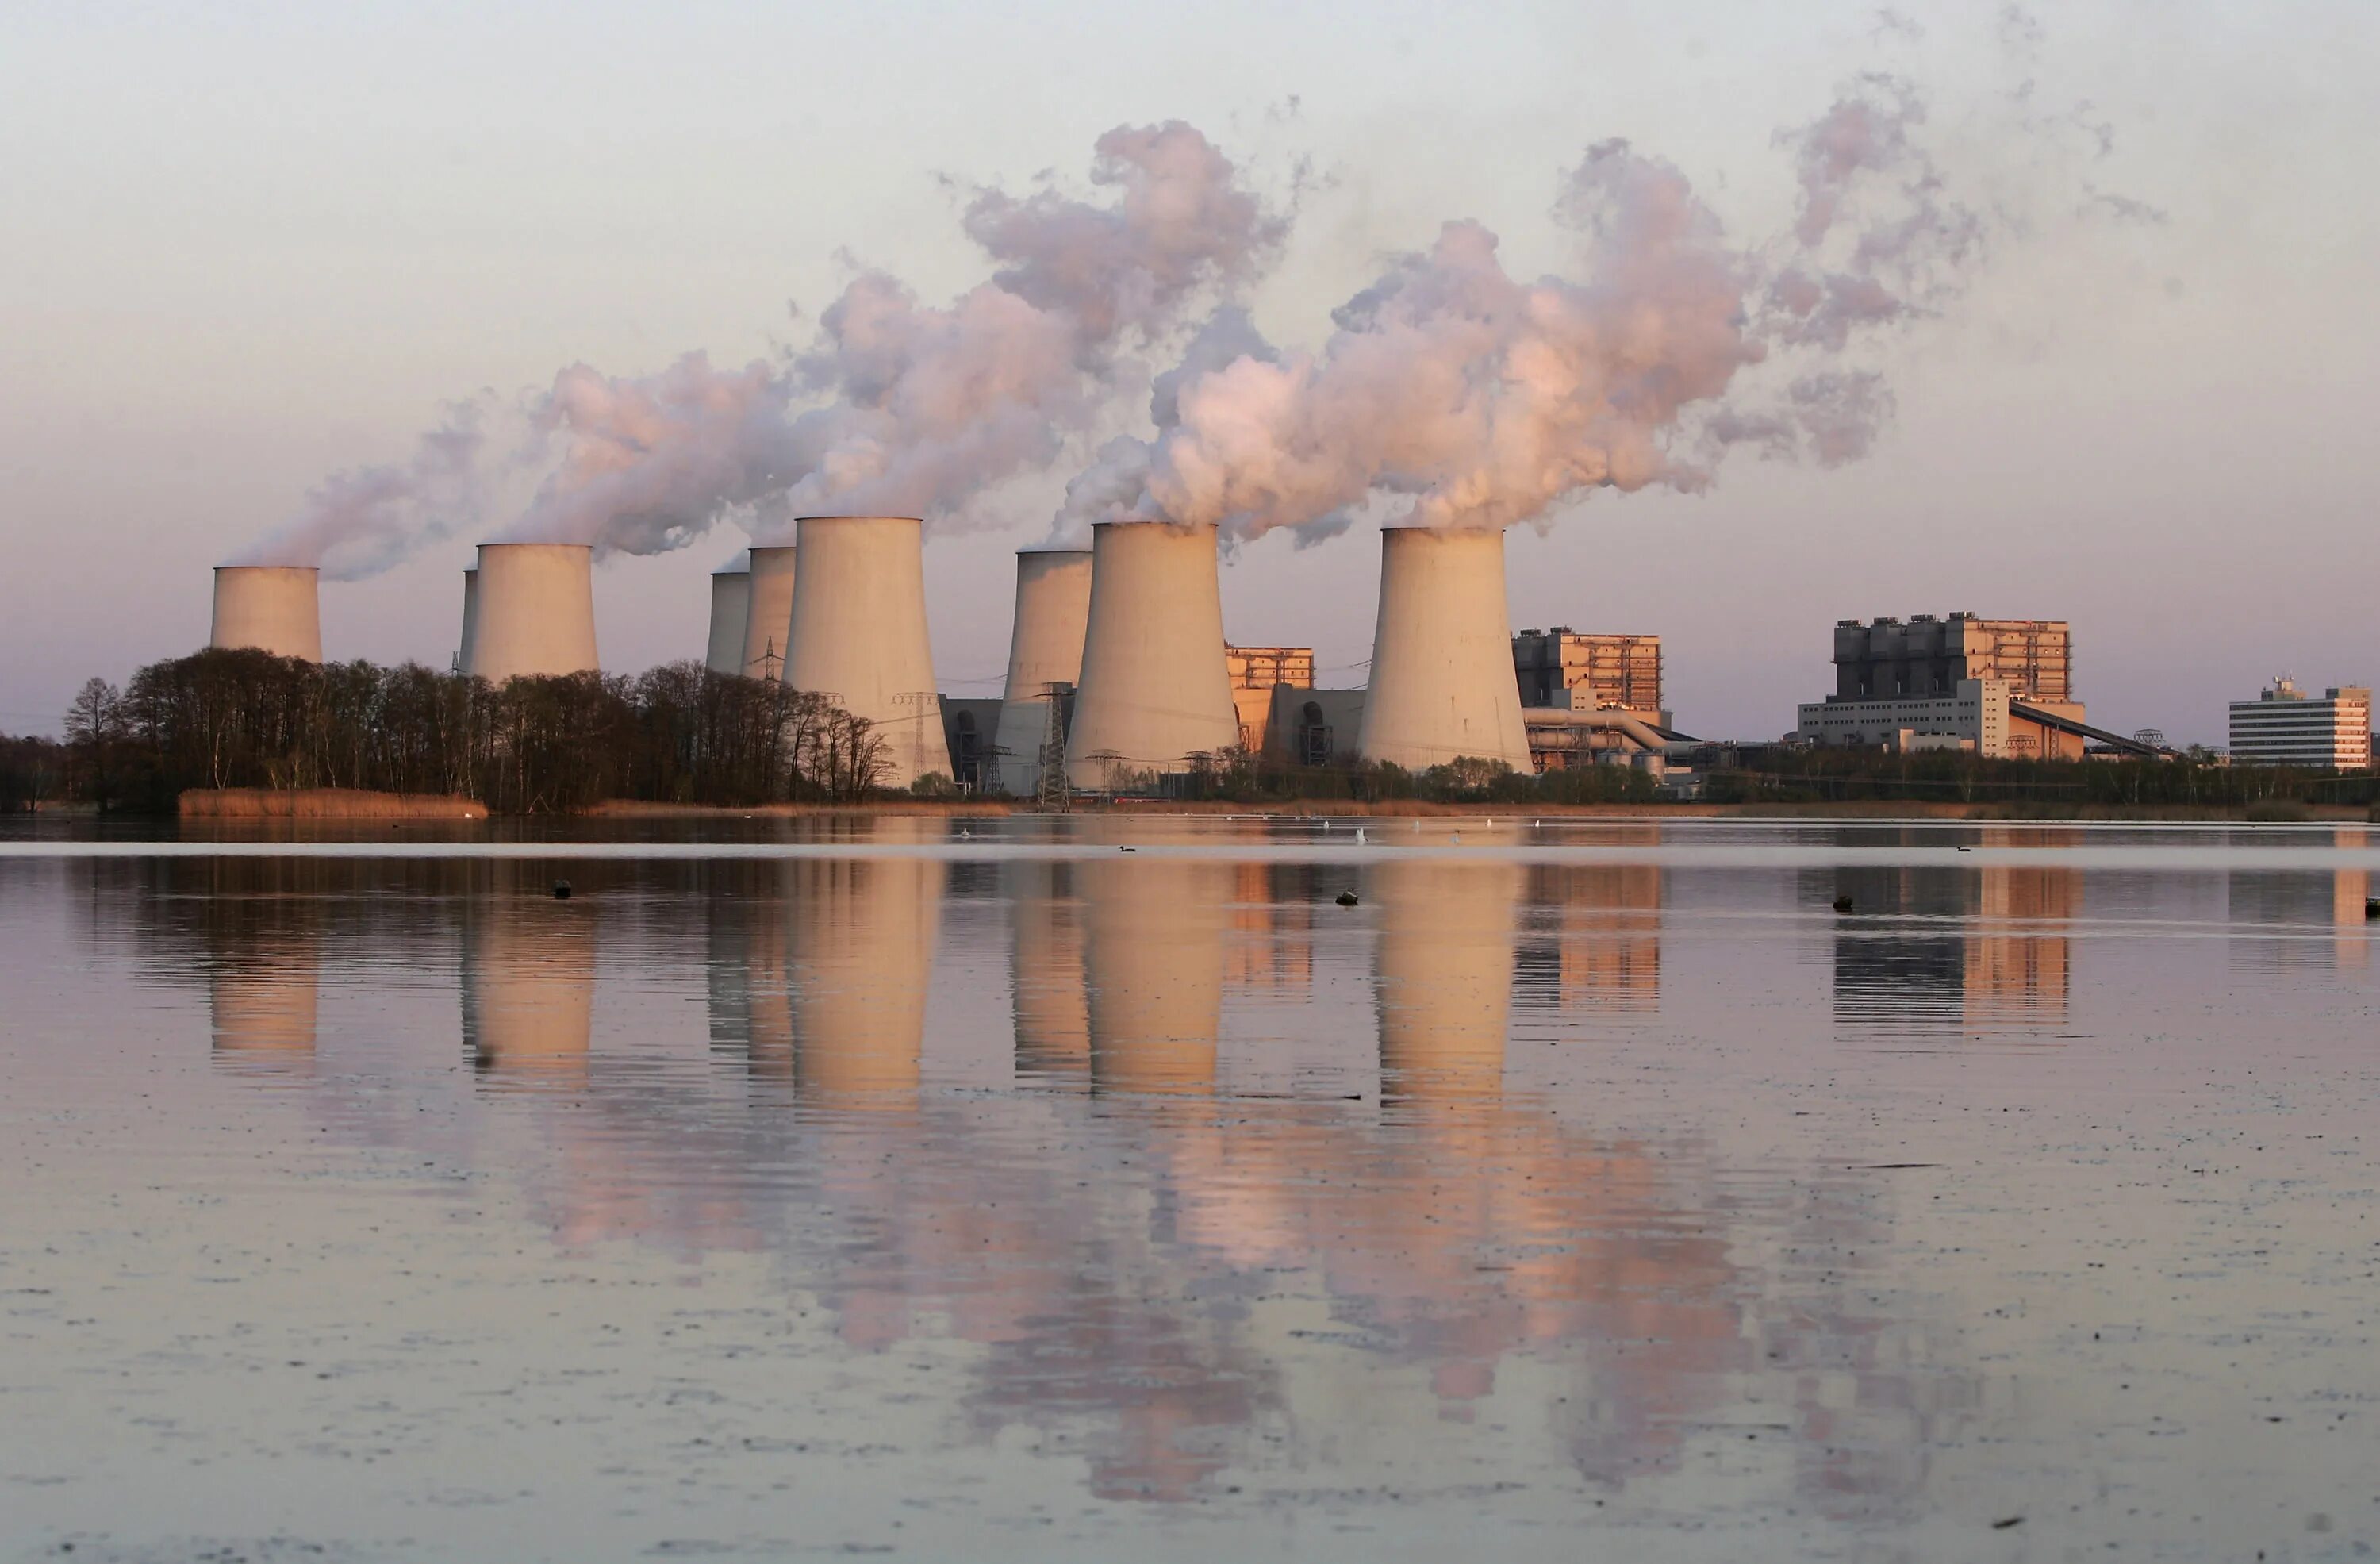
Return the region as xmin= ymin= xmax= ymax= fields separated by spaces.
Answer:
xmin=3 ymin=0 xmax=2374 ymax=744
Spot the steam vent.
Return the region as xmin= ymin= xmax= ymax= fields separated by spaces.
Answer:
xmin=209 ymin=566 xmax=322 ymax=662
xmin=704 ymin=565 xmax=752 ymax=676
xmin=739 ymin=544 xmax=798 ymax=681
xmin=783 ymin=516 xmax=950 ymax=790
xmin=992 ymin=547 xmax=1093 ymax=796
xmin=463 ymin=544 xmax=598 ymax=682
xmin=1357 ymin=526 xmax=1531 ymax=770
xmin=1065 ymin=521 xmax=1240 ymax=788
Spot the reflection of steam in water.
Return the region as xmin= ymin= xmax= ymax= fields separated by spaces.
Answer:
xmin=463 ymin=867 xmax=596 ymax=1084
xmin=1516 ymin=862 xmax=1661 ymax=1014
xmin=1007 ymin=860 xmax=1089 ymax=1082
xmin=1080 ymin=855 xmax=1231 ymax=1093
xmin=1829 ymin=842 xmax=2075 ymax=1029
xmin=1372 ymin=857 xmax=1522 ymax=1100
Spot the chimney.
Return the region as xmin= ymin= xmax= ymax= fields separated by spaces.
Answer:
xmin=209 ymin=566 xmax=322 ymax=661
xmin=1065 ymin=521 xmax=1239 ymax=789
xmin=704 ymin=566 xmax=752 ymax=677
xmin=456 ymin=567 xmax=479 ymax=673
xmin=739 ymin=544 xmax=797 ymax=680
xmin=992 ymin=548 xmax=1093 ymax=795
xmin=463 ymin=544 xmax=598 ymax=682
xmin=783 ymin=516 xmax=950 ymax=790
xmin=1357 ymin=527 xmax=1531 ymax=771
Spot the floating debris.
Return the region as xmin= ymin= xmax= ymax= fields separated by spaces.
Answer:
xmin=1336 ymin=890 xmax=1360 ymax=907
xmin=551 ymin=880 xmax=573 ymax=901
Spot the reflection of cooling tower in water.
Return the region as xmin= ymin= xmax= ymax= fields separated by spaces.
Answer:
xmin=784 ymin=844 xmax=942 ymax=1099
xmin=463 ymin=896 xmax=597 ymax=1081
xmin=704 ymin=868 xmax=796 ymax=1078
xmin=1008 ymin=860 xmax=1091 ymax=1080
xmin=209 ymin=938 xmax=321 ymax=1070
xmin=1374 ymin=858 xmax=1523 ymax=1100
xmin=1080 ymin=855 xmax=1230 ymax=1093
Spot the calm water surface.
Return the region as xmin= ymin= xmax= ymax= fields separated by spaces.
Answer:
xmin=2 ymin=817 xmax=2375 ymax=1562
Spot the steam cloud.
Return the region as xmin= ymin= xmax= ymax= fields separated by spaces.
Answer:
xmin=1050 ymin=60 xmax=2073 ymax=543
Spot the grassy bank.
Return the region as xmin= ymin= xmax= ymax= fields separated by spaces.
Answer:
xmin=180 ymin=788 xmax=488 ymax=820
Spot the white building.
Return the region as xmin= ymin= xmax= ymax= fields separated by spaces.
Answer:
xmin=2228 ymin=679 xmax=2372 ymax=769
xmin=1798 ymin=679 xmax=2014 ymax=756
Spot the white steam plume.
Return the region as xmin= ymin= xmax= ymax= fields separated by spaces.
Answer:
xmin=228 ymin=398 xmax=493 ymax=580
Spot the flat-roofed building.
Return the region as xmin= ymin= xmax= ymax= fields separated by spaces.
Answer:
xmin=1513 ymin=628 xmax=1663 ymax=721
xmin=1834 ymin=613 xmax=2071 ymax=702
xmin=2228 ymin=679 xmax=2372 ymax=769
xmin=1224 ymin=645 xmax=1313 ymax=752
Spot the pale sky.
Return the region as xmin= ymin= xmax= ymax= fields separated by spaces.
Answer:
xmin=2 ymin=0 xmax=2374 ymax=744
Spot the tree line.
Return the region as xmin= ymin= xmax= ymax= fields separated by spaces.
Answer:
xmin=9 ymin=649 xmax=891 ymax=814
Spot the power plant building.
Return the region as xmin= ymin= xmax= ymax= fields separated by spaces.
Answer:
xmin=1513 ymin=629 xmax=1663 ymax=722
xmin=1799 ymin=613 xmax=2093 ymax=759
xmin=1225 ymin=645 xmax=1314 ymax=751
xmin=2228 ymin=679 xmax=2373 ymax=769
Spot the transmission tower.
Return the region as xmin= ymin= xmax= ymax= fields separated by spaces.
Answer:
xmin=1035 ymin=681 xmax=1072 ymax=811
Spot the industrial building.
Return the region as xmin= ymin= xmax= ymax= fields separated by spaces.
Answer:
xmin=1797 ymin=613 xmax=2140 ymax=759
xmin=1225 ymin=646 xmax=1313 ymax=752
xmin=938 ymin=697 xmax=1006 ymax=790
xmin=1513 ymin=629 xmax=1663 ymax=724
xmin=2228 ymin=679 xmax=2373 ymax=769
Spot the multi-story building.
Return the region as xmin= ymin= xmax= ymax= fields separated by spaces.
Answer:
xmin=1223 ymin=645 xmax=1313 ymax=753
xmin=1513 ymin=628 xmax=1663 ymax=720
xmin=1832 ymin=613 xmax=2071 ymax=702
xmin=1801 ymin=613 xmax=2094 ymax=759
xmin=2228 ymin=679 xmax=2372 ymax=769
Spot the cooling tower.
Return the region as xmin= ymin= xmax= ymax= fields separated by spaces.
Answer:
xmin=992 ymin=548 xmax=1093 ymax=796
xmin=782 ymin=517 xmax=950 ymax=789
xmin=1373 ymin=858 xmax=1523 ymax=1101
xmin=704 ymin=567 xmax=751 ymax=677
xmin=209 ymin=566 xmax=322 ymax=661
xmin=464 ymin=544 xmax=598 ymax=682
xmin=1080 ymin=851 xmax=1230 ymax=1093
xmin=738 ymin=545 xmax=797 ymax=680
xmin=456 ymin=567 xmax=480 ymax=673
xmin=1357 ymin=526 xmax=1532 ymax=770
xmin=1065 ymin=522 xmax=1239 ymax=789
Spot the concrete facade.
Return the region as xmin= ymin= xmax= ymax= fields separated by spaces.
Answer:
xmin=1799 ymin=680 xmax=2017 ymax=755
xmin=464 ymin=544 xmax=599 ymax=682
xmin=1833 ymin=613 xmax=2071 ymax=702
xmin=739 ymin=546 xmax=797 ymax=682
xmin=1225 ymin=645 xmax=1315 ymax=751
xmin=782 ymin=516 xmax=951 ymax=790
xmin=992 ymin=548 xmax=1093 ymax=796
xmin=209 ymin=566 xmax=322 ymax=662
xmin=1357 ymin=527 xmax=1532 ymax=772
xmin=1065 ymin=521 xmax=1241 ymax=789
xmin=2229 ymin=679 xmax=2373 ymax=768
xmin=1262 ymin=686 xmax=1366 ymax=767
xmin=456 ymin=568 xmax=479 ymax=673
xmin=704 ymin=569 xmax=751 ymax=676
xmin=938 ymin=697 xmax=1006 ymax=791
xmin=1512 ymin=628 xmax=1661 ymax=718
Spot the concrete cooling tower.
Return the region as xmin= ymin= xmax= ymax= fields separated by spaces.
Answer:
xmin=704 ymin=567 xmax=752 ymax=677
xmin=463 ymin=544 xmax=598 ymax=682
xmin=1357 ymin=527 xmax=1531 ymax=771
xmin=1065 ymin=521 xmax=1239 ymax=790
xmin=456 ymin=567 xmax=480 ymax=672
xmin=783 ymin=517 xmax=950 ymax=789
xmin=738 ymin=545 xmax=797 ymax=680
xmin=992 ymin=548 xmax=1093 ymax=795
xmin=209 ymin=566 xmax=322 ymax=661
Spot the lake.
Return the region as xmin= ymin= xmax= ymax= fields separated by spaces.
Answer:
xmin=2 ymin=817 xmax=2374 ymax=1561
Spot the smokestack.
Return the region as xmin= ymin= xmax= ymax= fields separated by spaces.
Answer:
xmin=704 ymin=567 xmax=751 ymax=676
xmin=209 ymin=566 xmax=322 ymax=661
xmin=992 ymin=548 xmax=1093 ymax=795
xmin=1065 ymin=521 xmax=1238 ymax=789
xmin=783 ymin=517 xmax=950 ymax=789
xmin=1357 ymin=527 xmax=1531 ymax=771
xmin=456 ymin=567 xmax=479 ymax=673
xmin=738 ymin=544 xmax=797 ymax=680
xmin=463 ymin=544 xmax=598 ymax=682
